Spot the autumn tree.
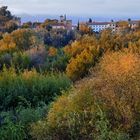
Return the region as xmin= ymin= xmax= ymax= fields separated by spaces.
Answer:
xmin=0 ymin=29 xmax=42 ymax=53
xmin=65 ymin=35 xmax=100 ymax=81
xmin=79 ymin=23 xmax=92 ymax=34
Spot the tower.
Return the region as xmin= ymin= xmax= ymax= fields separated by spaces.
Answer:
xmin=60 ymin=15 xmax=64 ymax=22
xmin=64 ymin=14 xmax=66 ymax=20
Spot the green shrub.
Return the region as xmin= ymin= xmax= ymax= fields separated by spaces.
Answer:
xmin=0 ymin=112 xmax=26 ymax=140
xmin=0 ymin=105 xmax=47 ymax=140
xmin=0 ymin=66 xmax=72 ymax=110
xmin=18 ymin=106 xmax=47 ymax=126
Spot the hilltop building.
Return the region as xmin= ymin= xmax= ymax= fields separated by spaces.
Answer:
xmin=86 ymin=19 xmax=139 ymax=32
xmin=87 ymin=22 xmax=110 ymax=32
xmin=52 ymin=15 xmax=75 ymax=30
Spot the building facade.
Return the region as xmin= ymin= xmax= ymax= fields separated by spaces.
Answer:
xmin=52 ymin=15 xmax=73 ymax=30
xmin=86 ymin=21 xmax=117 ymax=32
xmin=86 ymin=20 xmax=140 ymax=32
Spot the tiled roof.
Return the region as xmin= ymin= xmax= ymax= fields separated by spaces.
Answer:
xmin=87 ymin=22 xmax=110 ymax=25
xmin=52 ymin=23 xmax=65 ymax=26
xmin=130 ymin=20 xmax=140 ymax=24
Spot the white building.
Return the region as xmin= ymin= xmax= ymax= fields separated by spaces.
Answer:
xmin=52 ymin=24 xmax=66 ymax=29
xmin=87 ymin=22 xmax=111 ymax=32
xmin=86 ymin=20 xmax=139 ymax=33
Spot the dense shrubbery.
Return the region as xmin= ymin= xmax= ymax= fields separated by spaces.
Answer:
xmin=0 ymin=105 xmax=47 ymax=140
xmin=31 ymin=51 xmax=140 ymax=140
xmin=0 ymin=67 xmax=71 ymax=139
xmin=0 ymin=67 xmax=71 ymax=111
xmin=64 ymin=30 xmax=140 ymax=81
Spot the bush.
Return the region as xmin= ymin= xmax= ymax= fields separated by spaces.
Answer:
xmin=30 ymin=50 xmax=140 ymax=140
xmin=0 ymin=111 xmax=26 ymax=140
xmin=0 ymin=67 xmax=72 ymax=111
xmin=95 ymin=51 xmax=140 ymax=132
xmin=44 ymin=48 xmax=69 ymax=72
xmin=0 ymin=105 xmax=48 ymax=140
xmin=30 ymin=86 xmax=130 ymax=140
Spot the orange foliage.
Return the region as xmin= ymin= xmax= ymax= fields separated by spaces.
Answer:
xmin=100 ymin=51 xmax=139 ymax=79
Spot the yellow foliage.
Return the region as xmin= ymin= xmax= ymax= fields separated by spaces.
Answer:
xmin=0 ymin=33 xmax=16 ymax=52
xmin=117 ymin=21 xmax=129 ymax=29
xmin=100 ymin=51 xmax=139 ymax=80
xmin=66 ymin=48 xmax=97 ymax=81
xmin=64 ymin=35 xmax=99 ymax=81
xmin=79 ymin=23 xmax=92 ymax=34
xmin=22 ymin=69 xmax=38 ymax=80
xmin=92 ymin=51 xmax=140 ymax=130
xmin=64 ymin=35 xmax=97 ymax=57
xmin=31 ymin=87 xmax=97 ymax=140
xmin=31 ymin=50 xmax=140 ymax=139
xmin=48 ymin=47 xmax=57 ymax=57
xmin=0 ymin=29 xmax=39 ymax=53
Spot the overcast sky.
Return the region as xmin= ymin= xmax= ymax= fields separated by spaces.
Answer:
xmin=0 ymin=0 xmax=140 ymax=18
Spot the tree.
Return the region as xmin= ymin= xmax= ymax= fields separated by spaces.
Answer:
xmin=77 ymin=20 xmax=80 ymax=31
xmin=0 ymin=6 xmax=20 ymax=33
xmin=0 ymin=6 xmax=13 ymax=20
xmin=88 ymin=18 xmax=92 ymax=23
xmin=128 ymin=18 xmax=131 ymax=22
xmin=79 ymin=23 xmax=92 ymax=35
xmin=65 ymin=35 xmax=99 ymax=81
xmin=22 ymin=22 xmax=32 ymax=28
xmin=0 ymin=29 xmax=41 ymax=53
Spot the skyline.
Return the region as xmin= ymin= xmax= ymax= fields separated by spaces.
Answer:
xmin=0 ymin=0 xmax=140 ymax=17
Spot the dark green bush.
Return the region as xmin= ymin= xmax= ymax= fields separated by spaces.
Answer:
xmin=0 ymin=67 xmax=71 ymax=111
xmin=0 ymin=111 xmax=26 ymax=140
xmin=0 ymin=105 xmax=48 ymax=140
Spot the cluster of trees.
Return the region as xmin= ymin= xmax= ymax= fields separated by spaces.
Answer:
xmin=43 ymin=29 xmax=76 ymax=47
xmin=64 ymin=29 xmax=140 ymax=81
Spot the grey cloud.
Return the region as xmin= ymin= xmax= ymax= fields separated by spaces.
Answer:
xmin=0 ymin=0 xmax=139 ymax=18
